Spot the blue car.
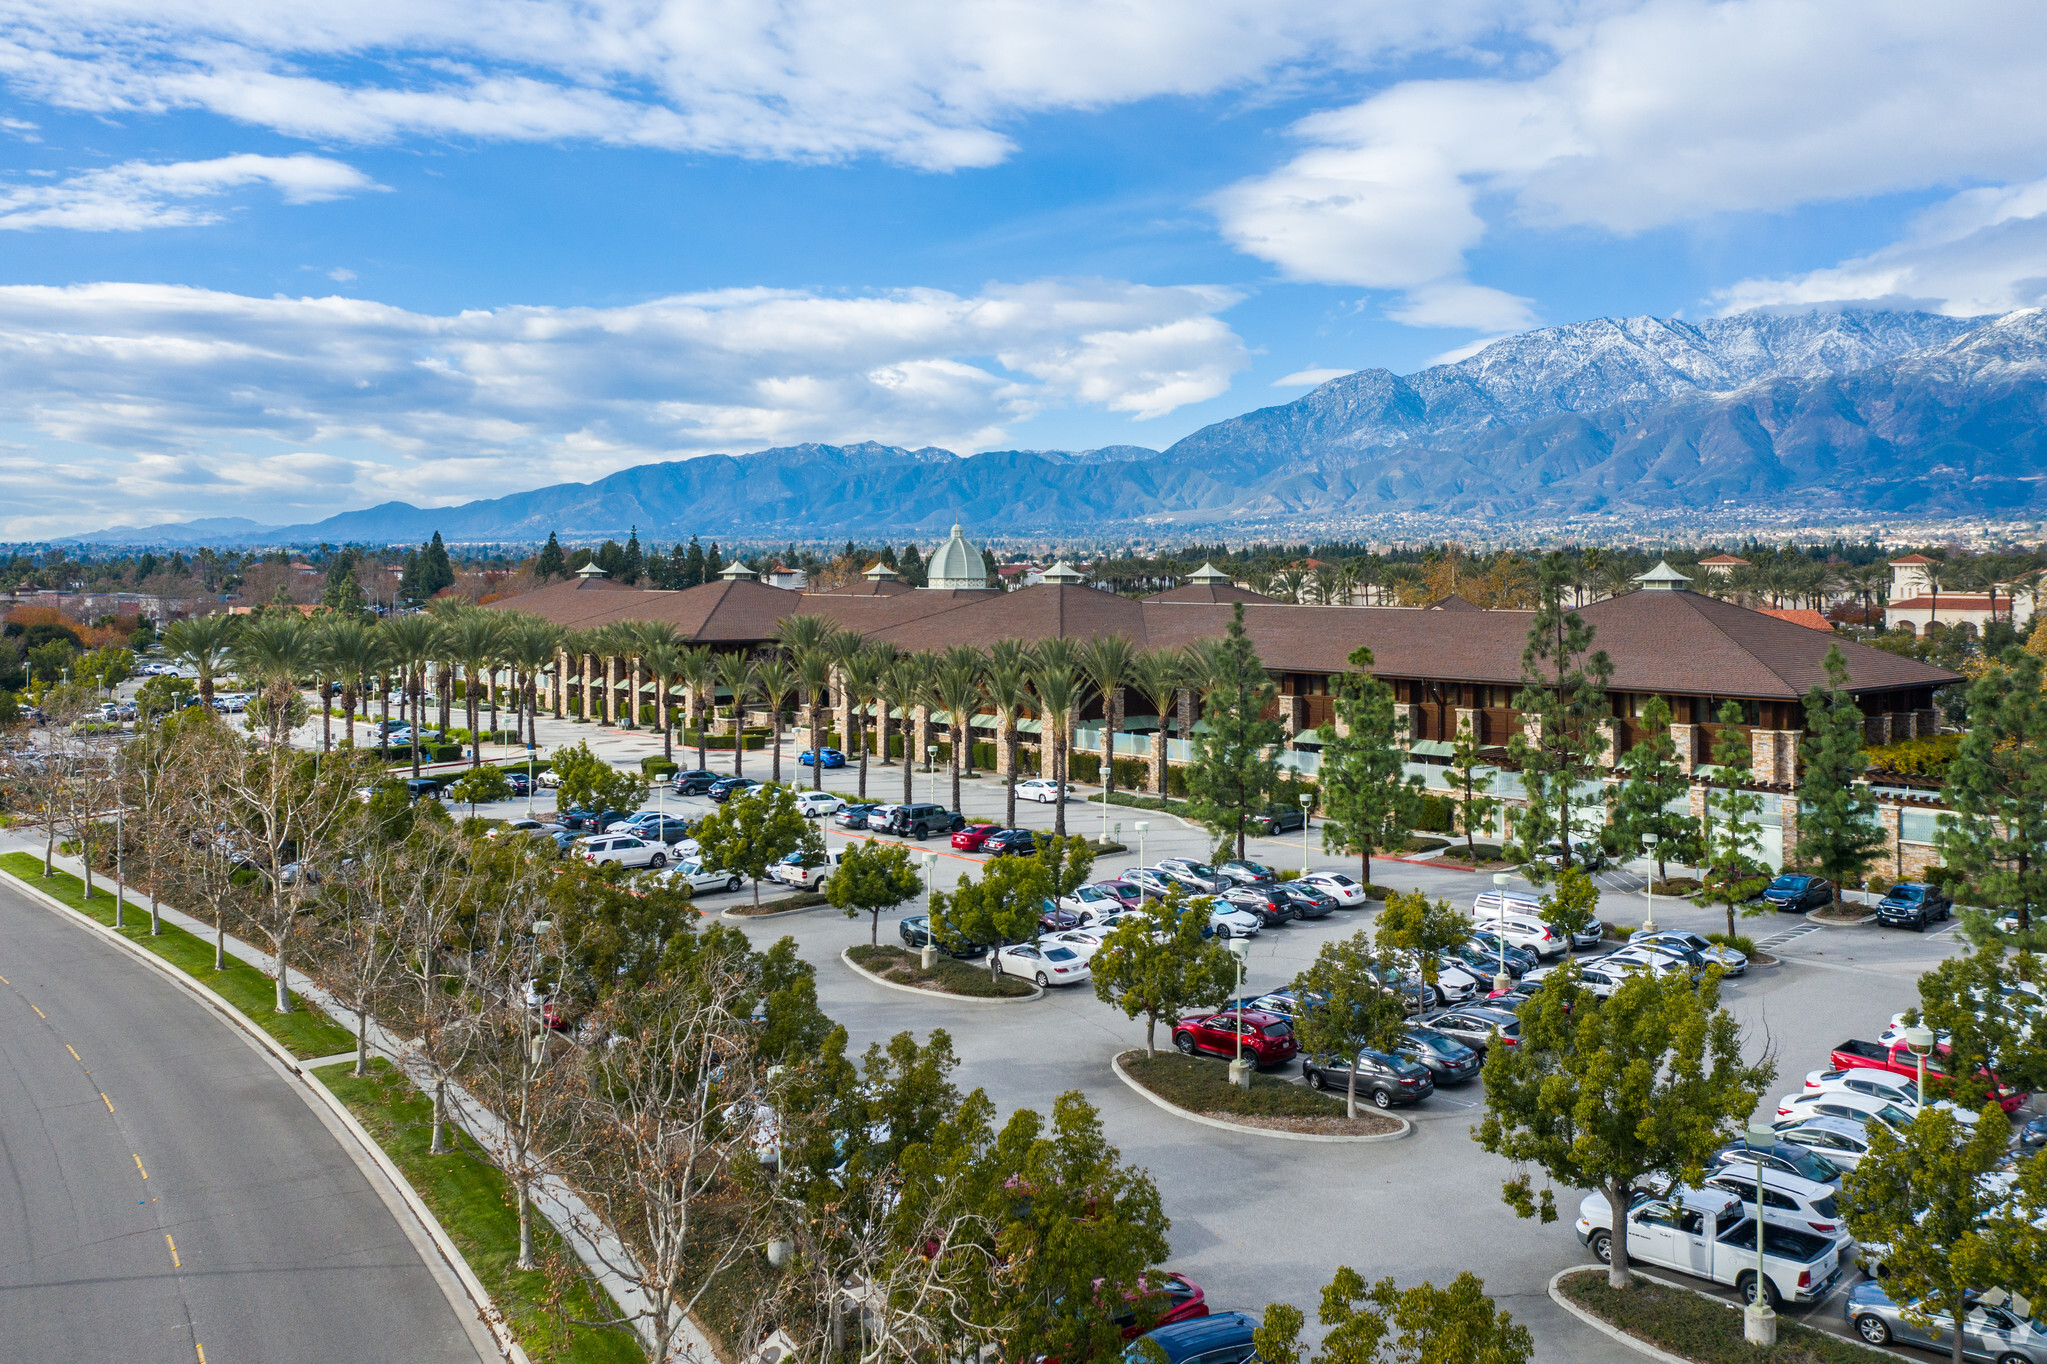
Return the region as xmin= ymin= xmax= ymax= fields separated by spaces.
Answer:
xmin=1124 ymin=1312 xmax=1259 ymax=1364
xmin=799 ymin=747 xmax=846 ymax=768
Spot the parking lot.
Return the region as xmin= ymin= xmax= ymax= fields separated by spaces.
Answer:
xmin=436 ymin=722 xmax=1994 ymax=1364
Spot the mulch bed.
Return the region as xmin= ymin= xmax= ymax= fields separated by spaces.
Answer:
xmin=1118 ymin=1051 xmax=1402 ymax=1136
xmin=846 ymin=944 xmax=1037 ymax=998
xmin=1558 ymin=1269 xmax=1887 ymax=1364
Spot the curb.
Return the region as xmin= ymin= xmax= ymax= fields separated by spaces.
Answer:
xmin=1109 ymin=1051 xmax=1411 ymax=1143
xmin=1806 ymin=907 xmax=1878 ymax=926
xmin=839 ymin=947 xmax=1044 ymax=1003
xmin=1547 ymin=1265 xmax=1906 ymax=1364
xmin=0 ymin=867 xmax=527 ymax=1364
xmin=722 ymin=897 xmax=832 ymax=921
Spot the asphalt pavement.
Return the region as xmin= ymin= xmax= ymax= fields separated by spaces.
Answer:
xmin=0 ymin=875 xmax=486 ymax=1364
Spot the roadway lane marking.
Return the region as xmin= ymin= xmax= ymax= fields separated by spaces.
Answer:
xmin=66 ymin=1043 xmax=82 ymax=1063
xmin=165 ymin=1233 xmax=181 ymax=1268
xmin=29 ymin=1001 xmax=44 ymax=1018
xmin=101 ymin=1091 xmax=114 ymax=1113
xmin=196 ymin=1345 xmax=207 ymax=1364
xmin=0 ymin=973 xmax=9 ymax=983
xmin=134 ymin=1153 xmax=148 ymax=1180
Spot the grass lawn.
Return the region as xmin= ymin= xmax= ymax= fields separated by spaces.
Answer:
xmin=1558 ymin=1270 xmax=1886 ymax=1364
xmin=1120 ymin=1049 xmax=1354 ymax=1119
xmin=847 ymin=943 xmax=1037 ymax=998
xmin=319 ymin=1060 xmax=645 ymax=1364
xmin=0 ymin=853 xmax=354 ymax=1059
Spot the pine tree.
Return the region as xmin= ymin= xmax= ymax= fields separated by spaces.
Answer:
xmin=1184 ymin=603 xmax=1284 ymax=859
xmin=596 ymin=539 xmax=625 ymax=579
xmin=534 ymin=532 xmax=566 ymax=582
xmin=1316 ymin=644 xmax=1421 ymax=886
xmin=397 ymin=548 xmax=424 ymax=603
xmin=982 ymin=546 xmax=1000 ymax=585
xmin=1607 ymin=694 xmax=1694 ymax=880
xmin=1445 ymin=723 xmax=1502 ymax=863
xmin=900 ymin=543 xmax=926 ymax=587
xmin=1936 ymin=649 xmax=2047 ymax=945
xmin=318 ymin=550 xmax=369 ymax=617
xmin=681 ymin=536 xmax=705 ymax=588
xmin=1693 ymin=701 xmax=1770 ymax=938
xmin=420 ymin=532 xmax=455 ymax=597
xmin=1507 ymin=554 xmax=1613 ymax=873
xmin=620 ymin=527 xmax=644 ymax=584
xmin=880 ymin=545 xmax=898 ymax=569
xmin=705 ymin=542 xmax=724 ymax=579
xmin=1798 ymin=644 xmax=1886 ymax=910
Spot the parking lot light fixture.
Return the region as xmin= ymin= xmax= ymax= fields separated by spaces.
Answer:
xmin=1300 ymin=793 xmax=1313 ymax=874
xmin=1745 ymin=1121 xmax=1778 ymax=1344
xmin=1226 ymin=936 xmax=1252 ymax=1089
xmin=1640 ymin=833 xmax=1660 ymax=933
xmin=1902 ymin=1022 xmax=1936 ymax=1097
xmin=920 ymin=851 xmax=939 ymax=968
xmin=1491 ymin=872 xmax=1512 ymax=992
xmin=1134 ymin=820 xmax=1149 ymax=867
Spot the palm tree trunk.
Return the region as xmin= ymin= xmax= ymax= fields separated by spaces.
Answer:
xmin=321 ymin=677 xmax=332 ymax=752
xmin=1054 ymin=722 xmax=1068 ymax=838
xmin=660 ymin=680 xmax=673 ymax=761
xmin=771 ymin=710 xmax=782 ymax=784
xmin=696 ymin=689 xmax=708 ymax=772
xmin=951 ymin=726 xmax=962 ymax=813
xmin=467 ymin=666 xmax=481 ymax=768
xmin=1005 ymin=725 xmax=1019 ymax=828
xmin=857 ymin=702 xmax=869 ymax=800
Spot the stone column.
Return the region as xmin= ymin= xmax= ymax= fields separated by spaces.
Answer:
xmin=1750 ymin=728 xmax=1775 ymax=784
xmin=1778 ymin=798 xmax=1799 ymax=870
xmin=1595 ymin=719 xmax=1617 ymax=768
xmin=1878 ymin=802 xmax=1903 ymax=882
xmin=911 ymin=704 xmax=933 ymax=772
xmin=834 ymin=675 xmax=856 ymax=756
xmin=1865 ymin=713 xmax=1893 ymax=747
xmin=624 ymin=657 xmax=641 ymax=728
xmin=1454 ymin=707 xmax=1478 ymax=738
xmin=995 ymin=715 xmax=1016 ymax=776
xmin=1521 ymin=714 xmax=1543 ymax=746
xmin=1393 ymin=703 xmax=1415 ymax=743
xmin=603 ymin=656 xmax=618 ymax=724
xmin=1145 ymin=726 xmax=1165 ymax=794
xmin=1914 ymin=708 xmax=1939 ymax=738
xmin=1670 ymin=723 xmax=1696 ymax=775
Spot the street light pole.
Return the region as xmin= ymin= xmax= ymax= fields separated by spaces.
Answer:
xmin=1227 ymin=936 xmax=1251 ymax=1089
xmin=1641 ymin=833 xmax=1659 ymax=934
xmin=919 ymin=850 xmax=940 ymax=969
xmin=1903 ymin=1022 xmax=1935 ymax=1101
xmin=1491 ymin=871 xmax=1512 ymax=993
xmin=1134 ymin=820 xmax=1149 ymax=868
xmin=1744 ymin=1121 xmax=1778 ymax=1344
xmin=1300 ymin=793 xmax=1313 ymax=876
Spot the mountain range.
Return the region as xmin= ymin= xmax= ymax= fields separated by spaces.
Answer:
xmin=68 ymin=307 xmax=2047 ymax=545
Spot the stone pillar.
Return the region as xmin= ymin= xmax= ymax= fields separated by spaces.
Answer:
xmin=1865 ymin=713 xmax=1893 ymax=747
xmin=1280 ymin=694 xmax=1306 ymax=738
xmin=834 ymin=676 xmax=856 ymax=757
xmin=911 ymin=705 xmax=933 ymax=771
xmin=995 ymin=715 xmax=1016 ymax=776
xmin=1595 ymin=719 xmax=1617 ymax=768
xmin=1670 ymin=723 xmax=1696 ymax=775
xmin=1454 ymin=707 xmax=1478 ymax=738
xmin=581 ymin=653 xmax=594 ymax=718
xmin=1521 ymin=714 xmax=1543 ymax=746
xmin=624 ymin=657 xmax=641 ymax=728
xmin=1145 ymin=726 xmax=1165 ymax=795
xmin=603 ymin=656 xmax=618 ymax=724
xmin=1877 ymin=802 xmax=1904 ymax=882
xmin=1750 ymin=728 xmax=1775 ymax=784
xmin=1914 ymin=708 xmax=1939 ymax=738
xmin=553 ymin=650 xmax=568 ymax=717
xmin=1393 ymin=703 xmax=1415 ymax=743
xmin=1778 ymin=798 xmax=1799 ymax=870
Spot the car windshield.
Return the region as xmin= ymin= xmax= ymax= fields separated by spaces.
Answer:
xmin=1892 ymin=886 xmax=1924 ymax=901
xmin=1407 ymin=1027 xmax=1456 ymax=1050
xmin=1183 ymin=863 xmax=1216 ymax=877
xmin=1874 ymin=1103 xmax=1914 ymax=1129
xmin=1771 ymin=875 xmax=1810 ymax=891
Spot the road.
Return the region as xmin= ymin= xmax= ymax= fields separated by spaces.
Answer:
xmin=0 ymin=875 xmax=486 ymax=1364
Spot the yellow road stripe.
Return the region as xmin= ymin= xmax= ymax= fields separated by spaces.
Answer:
xmin=196 ymin=1345 xmax=207 ymax=1364
xmin=165 ymin=1233 xmax=180 ymax=1268
xmin=0 ymin=973 xmax=10 ymax=984
xmin=29 ymin=1003 xmax=44 ymax=1018
xmin=66 ymin=1044 xmax=81 ymax=1062
xmin=133 ymin=1153 xmax=148 ymax=1180
xmin=101 ymin=1092 xmax=114 ymax=1113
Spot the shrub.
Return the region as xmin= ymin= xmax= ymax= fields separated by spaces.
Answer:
xmin=1706 ymin=932 xmax=1759 ymax=957
xmin=1111 ymin=756 xmax=1149 ymax=790
xmin=1070 ymin=751 xmax=1100 ymax=784
xmin=1415 ymin=793 xmax=1456 ymax=833
xmin=1865 ymin=733 xmax=1962 ymax=779
xmin=641 ymin=756 xmax=678 ymax=777
xmin=428 ymin=742 xmax=463 ymax=762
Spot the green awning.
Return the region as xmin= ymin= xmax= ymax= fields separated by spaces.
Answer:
xmin=1408 ymin=739 xmax=1457 ymax=758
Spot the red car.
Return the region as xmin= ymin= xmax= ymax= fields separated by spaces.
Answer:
xmin=1171 ymin=1009 xmax=1298 ymax=1067
xmin=1092 ymin=879 xmax=1146 ymax=909
xmin=951 ymin=823 xmax=1001 ymax=851
xmin=1116 ymin=1273 xmax=1207 ymax=1339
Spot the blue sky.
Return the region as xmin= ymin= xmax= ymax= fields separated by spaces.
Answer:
xmin=0 ymin=0 xmax=2042 ymax=537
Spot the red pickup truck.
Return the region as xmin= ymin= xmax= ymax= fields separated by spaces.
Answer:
xmin=1829 ymin=1039 xmax=2028 ymax=1113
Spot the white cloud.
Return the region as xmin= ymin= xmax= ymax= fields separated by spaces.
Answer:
xmin=1214 ymin=0 xmax=2047 ymax=327
xmin=0 ymin=153 xmax=380 ymax=230
xmin=0 ymin=0 xmax=1511 ymax=171
xmin=326 ymin=265 xmax=355 ymax=281
xmin=1717 ymin=179 xmax=2047 ymax=317
xmin=0 ymin=276 xmax=1248 ymax=535
xmin=1273 ymin=367 xmax=1351 ymax=387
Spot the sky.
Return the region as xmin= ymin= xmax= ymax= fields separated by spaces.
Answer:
xmin=2 ymin=0 xmax=2046 ymax=539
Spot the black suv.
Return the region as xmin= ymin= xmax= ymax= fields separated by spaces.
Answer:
xmin=983 ymin=828 xmax=1039 ymax=856
xmin=897 ymin=913 xmax=986 ymax=958
xmin=882 ymin=803 xmax=966 ymax=840
xmin=669 ymin=769 xmax=720 ymax=795
xmin=1876 ymin=881 xmax=1952 ymax=930
xmin=1220 ymin=885 xmax=1297 ymax=927
xmin=1301 ymin=1048 xmax=1435 ymax=1107
xmin=1249 ymin=806 xmax=1307 ymax=835
xmin=1761 ymin=873 xmax=1835 ymax=912
xmin=707 ymin=776 xmax=761 ymax=803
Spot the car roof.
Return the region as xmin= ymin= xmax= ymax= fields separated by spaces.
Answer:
xmin=1784 ymin=1115 xmax=1871 ymax=1139
xmin=1144 ymin=1311 xmax=1258 ymax=1348
xmin=1706 ymin=1164 xmax=1835 ymax=1200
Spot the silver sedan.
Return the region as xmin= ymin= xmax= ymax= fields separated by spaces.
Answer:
xmin=1847 ymin=1282 xmax=2047 ymax=1362
xmin=1630 ymin=928 xmax=1748 ymax=975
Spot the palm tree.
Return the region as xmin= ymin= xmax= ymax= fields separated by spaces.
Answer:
xmin=836 ymin=643 xmax=889 ymax=801
xmin=929 ymin=645 xmax=986 ymax=813
xmin=442 ymin=607 xmax=503 ymax=768
xmin=1079 ymin=634 xmax=1139 ymax=809
xmin=427 ymin=597 xmax=469 ymax=733
xmin=502 ymin=616 xmax=565 ymax=749
xmin=1128 ymin=646 xmax=1184 ymax=797
xmin=715 ymin=651 xmax=758 ymax=779
xmin=773 ymin=613 xmax=837 ymax=659
xmin=587 ymin=622 xmax=639 ymax=727
xmin=380 ymin=613 xmax=442 ymax=780
xmin=232 ymin=613 xmax=314 ymax=746
xmin=161 ymin=613 xmax=239 ymax=706
xmin=754 ymin=656 xmax=799 ymax=786
xmin=641 ymin=636 xmax=685 ymax=763
xmin=675 ymin=645 xmax=718 ymax=772
xmin=320 ymin=617 xmax=382 ymax=748
xmin=883 ymin=654 xmax=929 ymax=803
xmin=1030 ymin=638 xmax=1082 ymax=838
xmin=795 ymin=646 xmax=837 ymax=790
xmin=1274 ymin=567 xmax=1308 ymax=603
xmin=1920 ymin=559 xmax=1946 ymax=631
xmin=982 ymin=650 xmax=1034 ymax=828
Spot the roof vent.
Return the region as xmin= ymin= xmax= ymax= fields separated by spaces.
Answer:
xmin=1632 ymin=560 xmax=1693 ymax=592
xmin=1040 ymin=561 xmax=1084 ymax=584
xmin=574 ymin=562 xmax=609 ymax=579
xmin=720 ymin=560 xmax=755 ymax=581
xmin=1185 ymin=562 xmax=1232 ymax=585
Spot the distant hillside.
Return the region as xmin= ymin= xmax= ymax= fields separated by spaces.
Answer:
xmin=64 ymin=308 xmax=2047 ymax=545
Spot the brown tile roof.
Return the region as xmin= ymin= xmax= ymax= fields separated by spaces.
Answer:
xmin=1698 ymin=554 xmax=1750 ymax=566
xmin=1143 ymin=583 xmax=1278 ymax=604
xmin=1757 ymin=608 xmax=1834 ymax=631
xmin=1427 ymin=594 xmax=1483 ymax=612
xmin=1889 ymin=554 xmax=1938 ymax=565
xmin=1887 ymin=595 xmax=2001 ymax=610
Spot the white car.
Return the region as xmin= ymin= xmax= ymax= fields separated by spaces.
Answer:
xmin=1468 ymin=908 xmax=1566 ymax=959
xmin=1042 ymin=928 xmax=1107 ymax=963
xmin=536 ymin=768 xmax=562 ymax=788
xmin=1057 ymin=883 xmax=1128 ymax=920
xmin=795 ymin=791 xmax=845 ymax=817
xmin=487 ymin=818 xmax=561 ymax=839
xmin=1774 ymin=1116 xmax=1878 ymax=1170
xmin=656 ymin=859 xmax=746 ymax=894
xmin=1597 ymin=946 xmax=1697 ymax=979
xmin=1647 ymin=1166 xmax=1851 ymax=1246
xmin=575 ymin=833 xmax=668 ymax=869
xmin=993 ymin=940 xmax=1092 ymax=986
xmin=1523 ymin=959 xmax=1638 ymax=999
xmin=1801 ymin=1068 xmax=1922 ymax=1107
xmin=1775 ymin=1088 xmax=1974 ymax=1131
xmin=1207 ymin=904 xmax=1263 ymax=940
xmin=1631 ymin=929 xmax=1748 ymax=976
xmin=1387 ymin=948 xmax=1484 ymax=1005
xmin=1300 ymin=872 xmax=1370 ymax=907
xmin=1016 ymin=778 xmax=1072 ymax=804
xmin=768 ymin=849 xmax=843 ymax=889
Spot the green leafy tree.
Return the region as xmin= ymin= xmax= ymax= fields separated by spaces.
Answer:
xmin=1090 ymin=889 xmax=1236 ymax=1056
xmin=1937 ymin=648 xmax=2047 ymax=945
xmin=319 ymin=552 xmax=370 ymax=616
xmin=1291 ymin=930 xmax=1412 ymax=1117
xmin=1184 ymin=603 xmax=1284 ymax=859
xmin=931 ymin=855 xmax=1046 ymax=978
xmin=1912 ymin=947 xmax=2047 ymax=1102
xmin=1605 ymin=695 xmax=1694 ymax=878
xmin=1693 ymin=702 xmax=1770 ymax=938
xmin=1445 ymin=724 xmax=1501 ymax=863
xmin=447 ymin=764 xmax=511 ymax=820
xmin=689 ymin=782 xmax=822 ymax=906
xmin=547 ymin=738 xmax=649 ymax=815
xmin=1799 ymin=644 xmax=1886 ymax=909
xmin=1317 ymin=644 xmax=1422 ymax=884
xmin=1249 ymin=1267 xmax=1532 ymax=1364
xmin=1373 ymin=889 xmax=1473 ymax=1002
xmin=1476 ymin=965 xmax=1775 ymax=1289
xmin=1537 ymin=866 xmax=1601 ymax=943
xmin=1840 ymin=1105 xmax=2042 ymax=1364
xmin=1034 ymin=831 xmax=1096 ymax=900
xmin=533 ymin=532 xmax=567 ymax=583
xmin=76 ymin=645 xmax=135 ymax=694
xmin=1506 ymin=554 xmax=1613 ymax=871
xmin=827 ymin=839 xmax=926 ymax=946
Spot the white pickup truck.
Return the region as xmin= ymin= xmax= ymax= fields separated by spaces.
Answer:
xmin=767 ymin=849 xmax=843 ymax=890
xmin=1575 ymin=1185 xmax=1845 ymax=1309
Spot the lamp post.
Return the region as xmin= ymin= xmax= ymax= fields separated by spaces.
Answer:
xmin=1641 ymin=833 xmax=1659 ymax=934
xmin=112 ymin=748 xmax=125 ymax=930
xmin=1491 ymin=871 xmax=1512 ymax=993
xmin=1226 ymin=936 xmax=1252 ymax=1089
xmin=1134 ymin=820 xmax=1149 ymax=868
xmin=919 ymin=851 xmax=940 ymax=969
xmin=1299 ymin=793 xmax=1313 ymax=876
xmin=1744 ymin=1120 xmax=1779 ymax=1344
xmin=926 ymin=744 xmax=938 ymax=805
xmin=1903 ymin=1022 xmax=1935 ymax=1100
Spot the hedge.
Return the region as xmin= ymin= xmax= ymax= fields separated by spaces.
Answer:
xmin=641 ymin=756 xmax=678 ymax=777
xmin=1865 ymin=733 xmax=1962 ymax=779
xmin=682 ymin=730 xmax=767 ymax=751
xmin=1415 ymin=793 xmax=1457 ymax=833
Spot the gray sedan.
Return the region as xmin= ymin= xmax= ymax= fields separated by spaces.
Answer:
xmin=1848 ymin=1282 xmax=2047 ymax=1362
xmin=1630 ymin=928 xmax=1748 ymax=975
